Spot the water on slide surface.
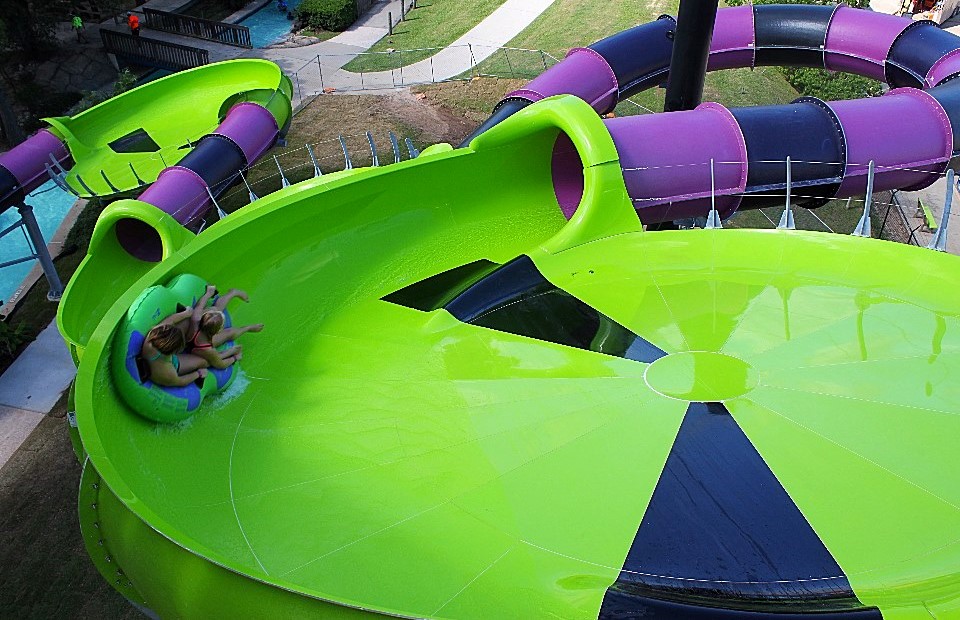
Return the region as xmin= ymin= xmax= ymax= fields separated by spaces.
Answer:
xmin=78 ymin=195 xmax=960 ymax=617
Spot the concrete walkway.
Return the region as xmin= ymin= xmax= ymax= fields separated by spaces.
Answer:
xmin=0 ymin=322 xmax=75 ymax=470
xmin=120 ymin=0 xmax=557 ymax=95
xmin=260 ymin=0 xmax=557 ymax=93
xmin=891 ymin=175 xmax=959 ymax=251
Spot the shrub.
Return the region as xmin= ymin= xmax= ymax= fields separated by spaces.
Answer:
xmin=296 ymin=0 xmax=357 ymax=32
xmin=723 ymin=0 xmax=880 ymax=101
xmin=0 ymin=320 xmax=27 ymax=360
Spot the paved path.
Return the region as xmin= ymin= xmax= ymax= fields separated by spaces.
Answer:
xmin=0 ymin=322 xmax=75 ymax=470
xmin=261 ymin=0 xmax=557 ymax=94
xmin=891 ymin=176 xmax=960 ymax=251
xmin=121 ymin=0 xmax=556 ymax=96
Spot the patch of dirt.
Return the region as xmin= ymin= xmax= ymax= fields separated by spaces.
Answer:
xmin=377 ymin=89 xmax=477 ymax=145
xmin=0 ymin=395 xmax=142 ymax=619
xmin=224 ymin=87 xmax=482 ymax=208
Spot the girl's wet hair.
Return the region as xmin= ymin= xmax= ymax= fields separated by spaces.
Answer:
xmin=199 ymin=310 xmax=225 ymax=338
xmin=147 ymin=324 xmax=184 ymax=355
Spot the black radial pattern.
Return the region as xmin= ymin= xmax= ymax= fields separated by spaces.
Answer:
xmin=385 ymin=255 xmax=667 ymax=363
xmin=599 ymin=402 xmax=875 ymax=617
xmin=383 ymin=258 xmax=879 ymax=618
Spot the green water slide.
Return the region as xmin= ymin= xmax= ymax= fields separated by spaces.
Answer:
xmin=55 ymin=59 xmax=292 ymax=356
xmin=45 ymin=59 xmax=291 ymax=198
xmin=62 ymin=94 xmax=960 ymax=618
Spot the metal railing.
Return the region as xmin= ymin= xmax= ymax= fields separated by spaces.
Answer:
xmin=0 ymin=200 xmax=63 ymax=301
xmin=100 ymin=29 xmax=210 ymax=71
xmin=142 ymin=8 xmax=253 ymax=48
xmin=289 ymin=46 xmax=561 ymax=102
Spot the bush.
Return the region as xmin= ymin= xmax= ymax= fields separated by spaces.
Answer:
xmin=723 ymin=0 xmax=881 ymax=101
xmin=0 ymin=320 xmax=27 ymax=360
xmin=295 ymin=0 xmax=357 ymax=32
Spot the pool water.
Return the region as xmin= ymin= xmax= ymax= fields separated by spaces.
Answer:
xmin=242 ymin=0 xmax=303 ymax=48
xmin=0 ymin=181 xmax=77 ymax=303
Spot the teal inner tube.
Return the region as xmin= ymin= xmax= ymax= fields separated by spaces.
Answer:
xmin=112 ymin=273 xmax=237 ymax=423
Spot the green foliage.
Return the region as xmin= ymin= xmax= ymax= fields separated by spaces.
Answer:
xmin=69 ymin=69 xmax=139 ymax=116
xmin=0 ymin=320 xmax=27 ymax=360
xmin=723 ymin=0 xmax=880 ymax=100
xmin=112 ymin=68 xmax=137 ymax=97
xmin=782 ymin=66 xmax=883 ymax=100
xmin=295 ymin=0 xmax=357 ymax=32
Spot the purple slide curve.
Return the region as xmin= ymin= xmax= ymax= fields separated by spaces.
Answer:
xmin=481 ymin=5 xmax=960 ymax=224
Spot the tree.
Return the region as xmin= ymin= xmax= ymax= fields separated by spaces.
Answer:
xmin=0 ymin=1 xmax=68 ymax=57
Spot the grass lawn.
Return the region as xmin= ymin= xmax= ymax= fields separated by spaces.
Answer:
xmin=342 ymin=0 xmax=510 ymax=73
xmin=300 ymin=28 xmax=339 ymax=42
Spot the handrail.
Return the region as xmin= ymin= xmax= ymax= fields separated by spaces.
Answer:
xmin=100 ymin=29 xmax=210 ymax=71
xmin=142 ymin=8 xmax=252 ymax=49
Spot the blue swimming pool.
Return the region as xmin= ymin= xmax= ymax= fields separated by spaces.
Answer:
xmin=243 ymin=0 xmax=303 ymax=48
xmin=0 ymin=181 xmax=76 ymax=303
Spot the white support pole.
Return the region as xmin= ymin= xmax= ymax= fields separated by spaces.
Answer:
xmin=927 ymin=168 xmax=955 ymax=251
xmin=705 ymin=158 xmax=722 ymax=229
xmin=853 ymin=160 xmax=875 ymax=237
xmin=778 ymin=156 xmax=796 ymax=230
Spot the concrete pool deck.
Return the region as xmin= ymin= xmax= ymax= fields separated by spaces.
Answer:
xmin=0 ymin=322 xmax=76 ymax=470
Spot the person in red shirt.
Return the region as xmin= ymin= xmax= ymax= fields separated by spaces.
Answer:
xmin=127 ymin=12 xmax=141 ymax=37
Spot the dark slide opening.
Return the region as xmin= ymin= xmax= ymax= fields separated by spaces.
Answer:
xmin=551 ymin=133 xmax=584 ymax=218
xmin=109 ymin=129 xmax=161 ymax=154
xmin=115 ymin=218 xmax=163 ymax=262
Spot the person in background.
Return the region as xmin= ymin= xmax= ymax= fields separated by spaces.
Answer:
xmin=278 ymin=0 xmax=288 ymax=12
xmin=72 ymin=14 xmax=86 ymax=43
xmin=128 ymin=12 xmax=141 ymax=37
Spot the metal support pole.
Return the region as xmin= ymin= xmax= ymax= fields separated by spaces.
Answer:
xmin=366 ymin=132 xmax=379 ymax=167
xmin=400 ymin=0 xmax=405 ymax=21
xmin=307 ymin=143 xmax=323 ymax=177
xmin=664 ymin=0 xmax=720 ymax=112
xmin=239 ymin=169 xmax=258 ymax=203
xmin=205 ymin=186 xmax=228 ymax=220
xmin=75 ymin=174 xmax=98 ymax=197
xmin=389 ymin=132 xmax=401 ymax=163
xmin=405 ymin=138 xmax=420 ymax=159
xmin=17 ymin=202 xmax=63 ymax=300
xmin=853 ymin=160 xmax=876 ymax=237
xmin=778 ymin=156 xmax=796 ymax=230
xmin=100 ymin=169 xmax=121 ymax=193
xmin=928 ymin=168 xmax=955 ymax=251
xmin=274 ymin=155 xmax=291 ymax=187
xmin=388 ymin=12 xmax=393 ymax=36
xmin=339 ymin=135 xmax=353 ymax=169
xmin=705 ymin=159 xmax=722 ymax=229
xmin=129 ymin=162 xmax=146 ymax=186
xmin=502 ymin=47 xmax=515 ymax=78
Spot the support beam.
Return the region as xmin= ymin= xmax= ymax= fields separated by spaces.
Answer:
xmin=664 ymin=0 xmax=720 ymax=112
